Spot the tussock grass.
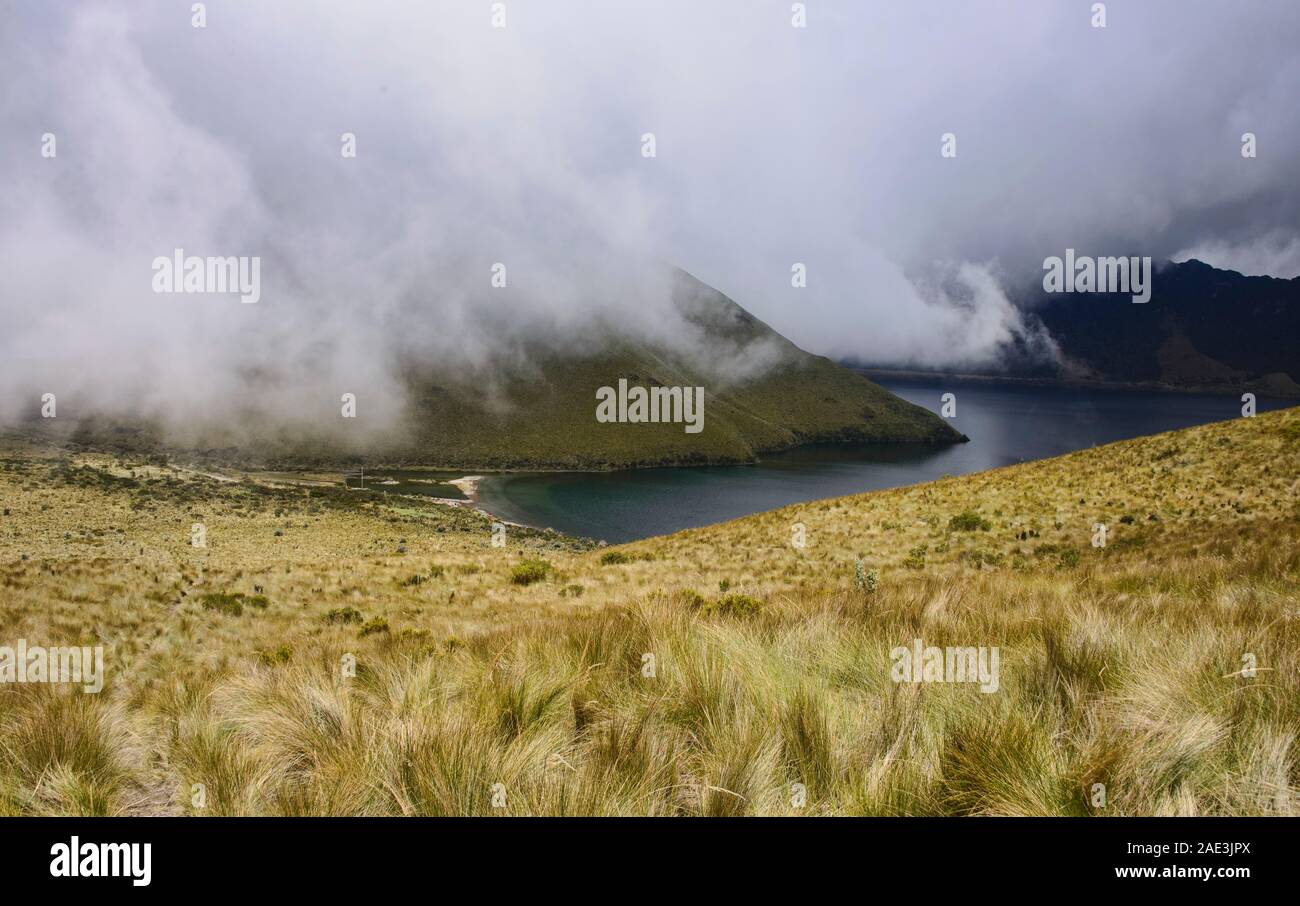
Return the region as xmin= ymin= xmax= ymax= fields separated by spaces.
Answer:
xmin=0 ymin=410 xmax=1297 ymax=814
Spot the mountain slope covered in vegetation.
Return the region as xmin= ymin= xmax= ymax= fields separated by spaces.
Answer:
xmin=53 ymin=270 xmax=962 ymax=469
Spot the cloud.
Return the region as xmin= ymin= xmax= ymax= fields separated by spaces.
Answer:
xmin=1174 ymin=230 xmax=1300 ymax=279
xmin=1 ymin=0 xmax=1297 ymax=436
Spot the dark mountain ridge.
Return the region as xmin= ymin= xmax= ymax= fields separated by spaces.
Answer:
xmin=853 ymin=260 xmax=1300 ymax=398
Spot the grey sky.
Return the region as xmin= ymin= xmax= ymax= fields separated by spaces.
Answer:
xmin=2 ymin=0 xmax=1297 ymax=429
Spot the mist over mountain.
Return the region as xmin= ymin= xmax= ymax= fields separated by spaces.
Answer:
xmin=854 ymin=260 xmax=1300 ymax=397
xmin=2 ymin=1 xmax=1298 ymax=438
xmin=43 ymin=270 xmax=961 ymax=468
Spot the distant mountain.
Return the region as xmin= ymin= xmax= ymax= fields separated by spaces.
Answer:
xmin=53 ymin=270 xmax=963 ymax=469
xmin=856 ymin=260 xmax=1300 ymax=397
xmin=1028 ymin=259 xmax=1300 ymax=396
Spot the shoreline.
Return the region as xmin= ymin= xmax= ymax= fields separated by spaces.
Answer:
xmin=852 ymin=367 xmax=1300 ymax=399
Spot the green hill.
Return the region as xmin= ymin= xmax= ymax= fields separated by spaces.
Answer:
xmin=63 ymin=270 xmax=963 ymax=469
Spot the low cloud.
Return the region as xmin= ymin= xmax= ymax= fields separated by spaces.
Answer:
xmin=1174 ymin=231 xmax=1300 ymax=279
xmin=2 ymin=1 xmax=1297 ymax=439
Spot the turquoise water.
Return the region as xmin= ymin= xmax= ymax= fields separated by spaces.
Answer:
xmin=471 ymin=381 xmax=1291 ymax=542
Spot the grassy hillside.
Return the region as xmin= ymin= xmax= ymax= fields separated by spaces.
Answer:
xmin=0 ymin=407 xmax=1296 ymax=815
xmin=53 ymin=270 xmax=961 ymax=470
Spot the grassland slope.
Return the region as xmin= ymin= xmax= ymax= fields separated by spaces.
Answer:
xmin=0 ymin=407 xmax=1295 ymax=815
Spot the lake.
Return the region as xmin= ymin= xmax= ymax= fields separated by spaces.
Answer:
xmin=470 ymin=381 xmax=1292 ymax=542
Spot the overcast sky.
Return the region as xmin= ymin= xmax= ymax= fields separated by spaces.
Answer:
xmin=2 ymin=0 xmax=1297 ymax=429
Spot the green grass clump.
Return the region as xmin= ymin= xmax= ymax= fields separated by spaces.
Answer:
xmin=359 ymin=617 xmax=390 ymax=637
xmin=949 ymin=510 xmax=992 ymax=532
xmin=680 ymin=590 xmax=709 ymax=610
xmin=256 ymin=644 xmax=293 ymax=666
xmin=200 ymin=592 xmax=269 ymax=617
xmin=699 ymin=593 xmax=763 ymax=618
xmin=1033 ymin=544 xmax=1081 ymax=568
xmin=510 ymin=559 xmax=552 ymax=585
xmin=599 ymin=551 xmax=630 ymax=565
xmin=325 ymin=607 xmax=363 ymax=625
xmin=960 ymin=550 xmax=1004 ymax=568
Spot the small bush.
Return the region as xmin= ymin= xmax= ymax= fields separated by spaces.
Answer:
xmin=599 ymin=551 xmax=630 ymax=566
xmin=949 ymin=510 xmax=992 ymax=532
xmin=200 ymin=592 xmax=269 ymax=617
xmin=701 ymin=594 xmax=763 ymax=618
xmin=853 ymin=561 xmax=878 ymax=593
xmin=256 ymin=644 xmax=292 ymax=667
xmin=510 ymin=559 xmax=552 ymax=585
xmin=960 ymin=550 xmax=1004 ymax=568
xmin=1034 ymin=544 xmax=1080 ymax=568
xmin=680 ymin=590 xmax=709 ymax=610
xmin=359 ymin=617 xmax=390 ymax=637
xmin=325 ymin=607 xmax=363 ymax=625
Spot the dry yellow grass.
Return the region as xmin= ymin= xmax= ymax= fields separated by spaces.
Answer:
xmin=1 ymin=409 xmax=1297 ymax=815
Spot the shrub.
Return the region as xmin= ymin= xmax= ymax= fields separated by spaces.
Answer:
xmin=599 ymin=551 xmax=630 ymax=566
xmin=325 ymin=607 xmax=363 ymax=625
xmin=680 ymin=590 xmax=709 ymax=610
xmin=510 ymin=559 xmax=552 ymax=585
xmin=700 ymin=594 xmax=763 ymax=618
xmin=853 ymin=561 xmax=878 ymax=593
xmin=960 ymin=549 xmax=1004 ymax=568
xmin=359 ymin=617 xmax=390 ymax=637
xmin=948 ymin=510 xmax=992 ymax=532
xmin=256 ymin=644 xmax=292 ymax=666
xmin=1034 ymin=544 xmax=1080 ymax=569
xmin=200 ymin=592 xmax=269 ymax=617
xmin=903 ymin=546 xmax=927 ymax=570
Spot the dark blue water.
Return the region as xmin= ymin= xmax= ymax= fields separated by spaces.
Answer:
xmin=472 ymin=381 xmax=1290 ymax=542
